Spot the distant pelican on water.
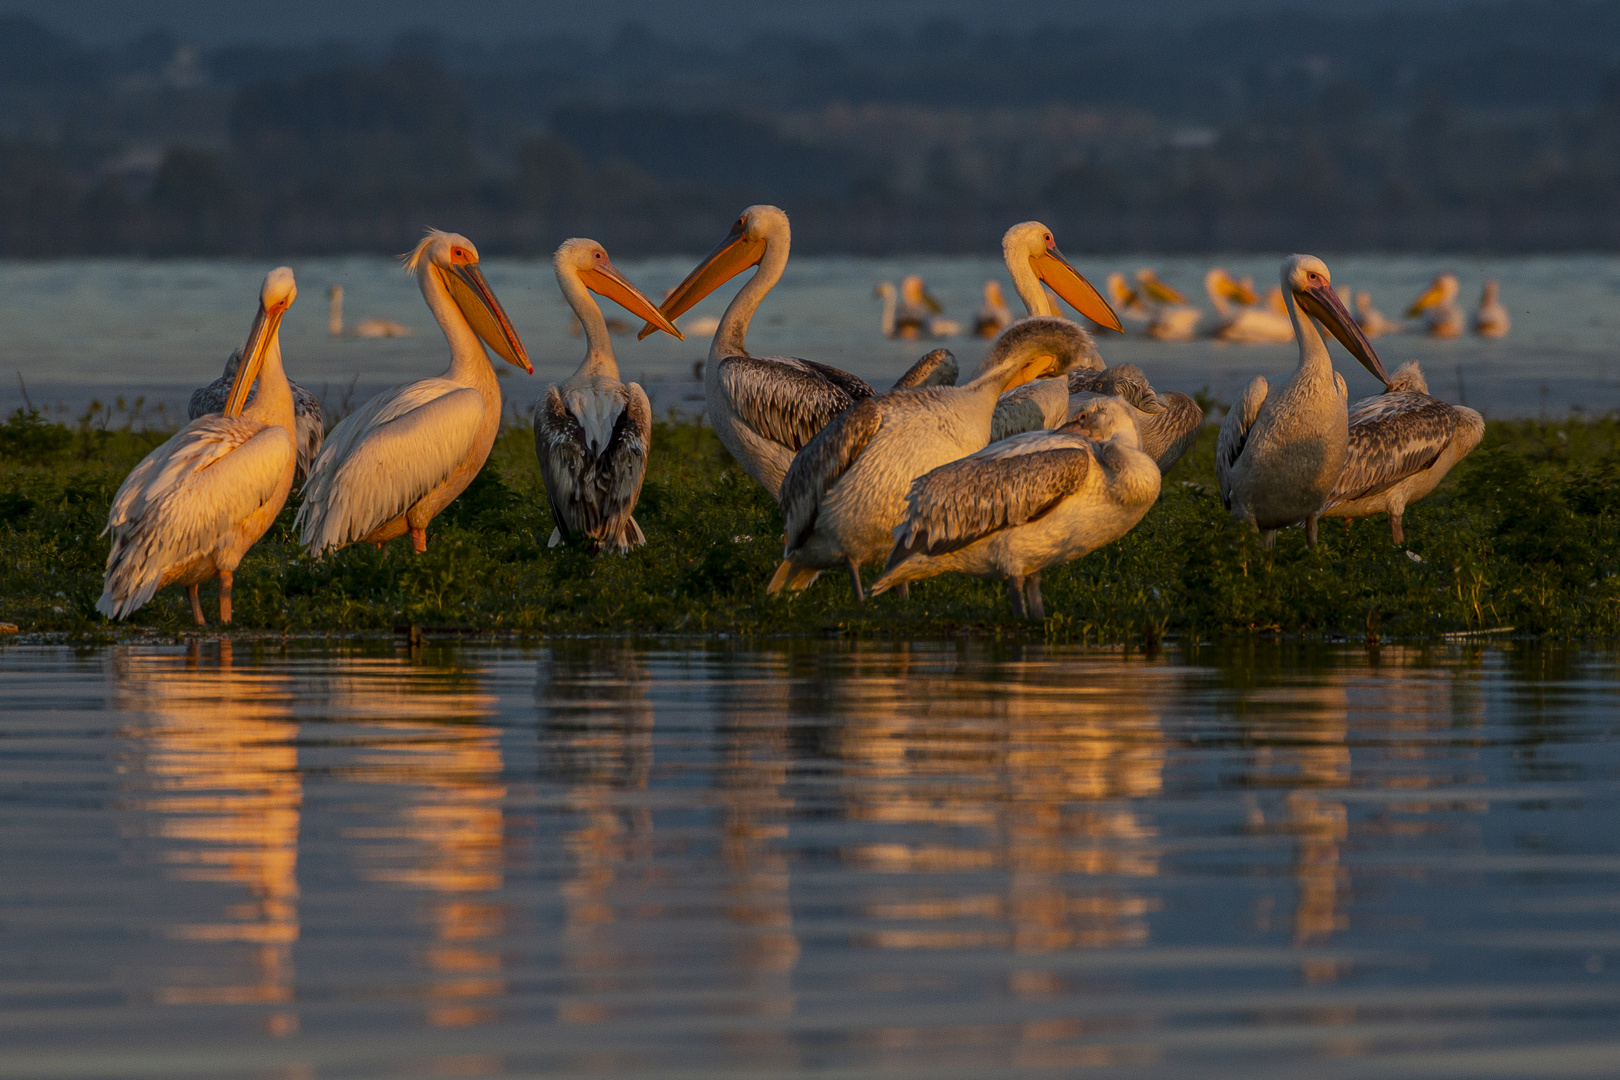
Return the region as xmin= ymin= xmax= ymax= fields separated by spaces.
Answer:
xmin=1473 ymin=279 xmax=1511 ymax=338
xmin=1354 ymin=290 xmax=1402 ymax=338
xmin=973 ymin=280 xmax=1012 ymax=337
xmin=1206 ymin=268 xmax=1295 ymax=344
xmin=328 ymin=284 xmax=414 ymax=338
xmin=1135 ymin=269 xmax=1201 ymax=341
xmin=1406 ymin=274 xmax=1464 ymax=338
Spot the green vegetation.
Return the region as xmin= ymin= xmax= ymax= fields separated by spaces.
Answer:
xmin=2 ymin=403 xmax=1618 ymax=641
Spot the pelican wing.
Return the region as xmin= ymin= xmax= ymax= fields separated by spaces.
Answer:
xmin=1325 ymin=393 xmax=1457 ymax=508
xmin=717 ymin=355 xmax=873 ymax=453
xmin=99 ymin=415 xmax=294 ymax=618
xmin=189 ymin=349 xmax=324 ymax=483
xmin=778 ymin=396 xmax=885 ymax=553
xmin=1216 ymin=376 xmax=1269 ymax=509
xmin=991 ymin=378 xmax=1069 ymax=442
xmin=296 ymin=378 xmax=484 ymax=556
xmin=892 ymin=348 xmax=958 ymax=389
xmin=888 ymin=431 xmax=1093 ymax=564
xmin=536 ymin=383 xmax=651 ymax=551
xmin=1141 ymin=392 xmax=1204 ymax=473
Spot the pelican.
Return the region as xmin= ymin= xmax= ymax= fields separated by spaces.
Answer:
xmin=639 ymin=205 xmax=952 ymax=497
xmin=328 ymin=285 xmax=413 ymax=338
xmin=99 ymin=268 xmax=299 ymax=625
xmin=1320 ymin=362 xmax=1483 ymax=543
xmin=770 ymin=318 xmax=1099 ymax=600
xmin=992 ymin=364 xmax=1202 ymax=473
xmin=1354 ymin=290 xmax=1402 ymax=338
xmin=870 ymin=396 xmax=1160 ymax=620
xmin=1216 ymin=254 xmax=1391 ymax=547
xmin=901 ymin=276 xmax=961 ymax=337
xmin=998 ymin=222 xmax=1127 ymax=331
xmin=1135 ymin=269 xmax=1202 ymax=341
xmin=1206 ymin=268 xmax=1295 ymax=344
xmin=874 ymin=281 xmax=901 ymax=338
xmin=1106 ymin=273 xmax=1151 ymax=325
xmin=188 ymin=347 xmax=324 ymax=485
xmin=534 ymin=238 xmax=682 ymax=554
xmin=296 ymin=230 xmax=532 ymax=557
xmin=973 ymin=280 xmax=1012 ymax=337
xmin=1406 ymin=274 xmax=1464 ymax=338
xmin=1473 ymin=279 xmax=1510 ymax=338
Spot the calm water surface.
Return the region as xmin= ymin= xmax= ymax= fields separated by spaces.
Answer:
xmin=3 ymin=640 xmax=1620 ymax=1078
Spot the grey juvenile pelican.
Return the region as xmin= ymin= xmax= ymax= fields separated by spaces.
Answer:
xmin=770 ymin=318 xmax=1096 ymax=600
xmin=871 ymin=396 xmax=1161 ymax=621
xmin=1217 ymin=255 xmax=1391 ymax=546
xmin=189 ymin=346 xmax=324 ymax=485
xmin=1320 ymin=362 xmax=1483 ymax=543
xmin=535 ymin=239 xmax=682 ymax=554
xmin=640 ymin=205 xmax=953 ymax=497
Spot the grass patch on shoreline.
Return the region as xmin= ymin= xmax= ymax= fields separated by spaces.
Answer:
xmin=2 ymin=404 xmax=1618 ymax=641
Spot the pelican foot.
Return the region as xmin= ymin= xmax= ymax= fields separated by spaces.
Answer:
xmin=895 ymin=582 xmax=910 ymax=600
xmin=1024 ymin=574 xmax=1046 ymax=622
xmin=411 ymin=527 xmax=427 ymax=554
xmin=188 ymin=585 xmax=206 ymax=627
xmin=218 ymin=571 xmax=233 ymax=624
xmin=847 ymin=559 xmax=865 ymax=602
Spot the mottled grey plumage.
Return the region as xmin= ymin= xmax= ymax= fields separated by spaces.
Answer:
xmin=1070 ymin=364 xmax=1204 ymax=472
xmin=892 ymin=348 xmax=958 ymax=389
xmin=778 ymin=396 xmax=885 ymax=553
xmin=190 ymin=348 xmax=324 ymax=484
xmin=536 ymin=382 xmax=651 ymax=553
xmin=716 ymin=354 xmax=874 ymax=455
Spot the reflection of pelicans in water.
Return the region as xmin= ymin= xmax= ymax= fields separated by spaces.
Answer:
xmin=771 ymin=318 xmax=1099 ymax=600
xmin=1354 ymin=290 xmax=1402 ymax=338
xmin=1320 ymin=362 xmax=1484 ymax=543
xmin=872 ymin=397 xmax=1161 ymax=620
xmin=1217 ymin=255 xmax=1391 ymax=547
xmin=328 ymin=284 xmax=414 ymax=338
xmin=188 ymin=345 xmax=324 ymax=487
xmin=1406 ymin=273 xmax=1464 ymax=338
xmin=1473 ymin=279 xmax=1511 ymax=338
xmin=101 ymin=268 xmax=300 ymax=625
xmin=534 ymin=239 xmax=682 ymax=554
xmin=1135 ymin=269 xmax=1202 ymax=341
xmin=973 ymin=280 xmax=1012 ymax=337
xmin=1206 ymin=268 xmax=1295 ymax=344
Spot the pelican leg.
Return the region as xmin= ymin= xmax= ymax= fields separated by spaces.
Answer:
xmin=188 ymin=585 xmax=206 ymax=626
xmin=411 ymin=527 xmax=427 ymax=553
xmin=1008 ymin=575 xmax=1028 ymax=620
xmin=847 ymin=559 xmax=865 ymax=602
xmin=1305 ymin=514 xmax=1320 ymax=547
xmin=1390 ymin=514 xmax=1404 ymax=545
xmin=1024 ymin=574 xmax=1046 ymax=622
xmin=218 ymin=571 xmax=233 ymax=624
xmin=896 ymin=583 xmax=910 ymax=600
xmin=1262 ymin=529 xmax=1278 ymax=550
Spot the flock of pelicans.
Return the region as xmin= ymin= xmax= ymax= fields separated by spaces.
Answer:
xmin=95 ymin=207 xmax=1488 ymax=626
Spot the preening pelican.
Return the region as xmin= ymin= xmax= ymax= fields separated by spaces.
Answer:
xmin=534 ymin=239 xmax=682 ymax=554
xmin=328 ymin=285 xmax=414 ymax=338
xmin=1473 ymin=279 xmax=1510 ymax=338
xmin=100 ymin=268 xmax=299 ymax=625
xmin=871 ymin=396 xmax=1160 ymax=620
xmin=1206 ymin=268 xmax=1295 ymax=344
xmin=770 ymin=318 xmax=1097 ymax=600
xmin=1354 ymin=291 xmax=1402 ymax=338
xmin=189 ymin=348 xmax=324 ymax=485
xmin=1320 ymin=362 xmax=1483 ymax=543
xmin=640 ymin=205 xmax=947 ymax=497
xmin=973 ymin=281 xmax=1012 ymax=337
xmin=892 ymin=348 xmax=959 ymax=390
xmin=992 ymin=363 xmax=1202 ymax=473
xmin=1216 ymin=255 xmax=1391 ymax=547
xmin=1000 ymin=222 xmax=1126 ymax=332
xmin=297 ymin=230 xmax=532 ymax=557
xmin=1406 ymin=274 xmax=1463 ymax=338
xmin=1135 ymin=269 xmax=1201 ymax=341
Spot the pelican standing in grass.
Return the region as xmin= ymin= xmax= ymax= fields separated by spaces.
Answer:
xmin=100 ymin=268 xmax=299 ymax=625
xmin=1206 ymin=268 xmax=1295 ymax=344
xmin=1406 ymin=273 xmax=1464 ymax=338
xmin=770 ymin=318 xmax=1097 ymax=600
xmin=974 ymin=280 xmax=1012 ymax=337
xmin=1354 ymin=290 xmax=1402 ymax=338
xmin=1320 ymin=362 xmax=1483 ymax=543
xmin=534 ymin=239 xmax=682 ymax=553
xmin=297 ymin=231 xmax=532 ymax=557
xmin=640 ymin=205 xmax=953 ymax=497
xmin=871 ymin=396 xmax=1160 ymax=620
xmin=1473 ymin=279 xmax=1511 ymax=338
xmin=1217 ymin=255 xmax=1391 ymax=547
xmin=189 ymin=346 xmax=324 ymax=485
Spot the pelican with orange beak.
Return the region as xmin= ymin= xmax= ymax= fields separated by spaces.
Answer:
xmin=1217 ymin=255 xmax=1392 ymax=546
xmin=535 ymin=239 xmax=682 ymax=553
xmin=99 ymin=267 xmax=300 ymax=624
xmin=998 ymin=221 xmax=1126 ymax=333
xmin=297 ymin=230 xmax=532 ymax=557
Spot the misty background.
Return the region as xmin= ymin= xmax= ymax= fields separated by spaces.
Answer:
xmin=3 ymin=0 xmax=1620 ymax=256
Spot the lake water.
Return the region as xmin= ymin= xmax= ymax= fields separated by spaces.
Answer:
xmin=3 ymin=640 xmax=1620 ymax=1079
xmin=2 ymin=254 xmax=1618 ymax=423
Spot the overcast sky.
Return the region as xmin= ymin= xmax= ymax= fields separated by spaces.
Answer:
xmin=2 ymin=0 xmax=1464 ymax=46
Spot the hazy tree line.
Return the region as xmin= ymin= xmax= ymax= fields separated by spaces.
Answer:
xmin=3 ymin=1 xmax=1620 ymax=255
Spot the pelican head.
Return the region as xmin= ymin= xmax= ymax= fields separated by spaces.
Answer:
xmin=1106 ymin=272 xmax=1140 ymax=311
xmin=976 ymin=316 xmax=1102 ymax=391
xmin=1001 ymin=221 xmax=1122 ymax=332
xmin=874 ymin=282 xmax=896 ymax=300
xmin=1406 ymin=273 xmax=1460 ymax=317
xmin=1134 ymin=268 xmax=1186 ymax=305
xmin=1481 ymin=279 xmax=1500 ymax=305
xmin=1386 ymin=361 xmax=1429 ymax=394
xmin=553 ymin=238 xmax=681 ymax=340
xmin=1063 ymin=395 xmax=1141 ymax=450
xmin=1207 ymin=268 xmax=1258 ymax=305
xmin=1283 ymin=254 xmax=1390 ymax=387
xmin=405 ymin=230 xmax=532 ymax=373
xmin=900 ymin=275 xmax=942 ymax=313
xmin=984 ymin=281 xmax=1005 ymax=305
xmin=639 ymin=204 xmax=788 ymax=339
xmin=224 ymin=266 xmax=297 ymax=417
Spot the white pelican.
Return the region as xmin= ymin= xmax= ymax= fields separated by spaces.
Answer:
xmin=973 ymin=280 xmax=1012 ymax=337
xmin=534 ymin=238 xmax=682 ymax=554
xmin=992 ymin=364 xmax=1202 ymax=473
xmin=297 ymin=230 xmax=532 ymax=557
xmin=1216 ymin=255 xmax=1391 ymax=547
xmin=1135 ymin=269 xmax=1201 ymax=341
xmin=1320 ymin=362 xmax=1483 ymax=543
xmin=874 ymin=281 xmax=900 ymax=338
xmin=770 ymin=318 xmax=1099 ymax=600
xmin=99 ymin=268 xmax=299 ymax=625
xmin=1206 ymin=268 xmax=1295 ymax=344
xmin=639 ymin=205 xmax=950 ymax=497
xmin=900 ymin=276 xmax=961 ymax=337
xmin=1106 ymin=272 xmax=1151 ymax=325
xmin=189 ymin=348 xmax=323 ymax=485
xmin=1406 ymin=274 xmax=1463 ymax=338
xmin=1473 ymin=279 xmax=1510 ymax=338
xmin=327 ymin=285 xmax=413 ymax=338
xmin=892 ymin=348 xmax=959 ymax=390
xmin=999 ymin=222 xmax=1126 ymax=331
xmin=1354 ymin=291 xmax=1402 ymax=338
xmin=870 ymin=396 xmax=1160 ymax=620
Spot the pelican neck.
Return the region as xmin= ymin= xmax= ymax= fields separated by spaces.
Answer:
xmin=713 ymin=231 xmax=789 ymax=359
xmin=557 ymin=264 xmax=619 ymax=379
xmin=419 ymin=264 xmax=495 ymax=386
